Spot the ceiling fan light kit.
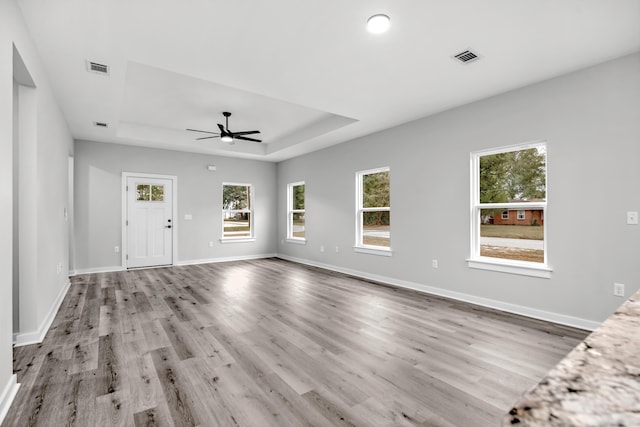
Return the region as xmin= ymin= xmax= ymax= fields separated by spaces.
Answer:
xmin=187 ymin=111 xmax=262 ymax=144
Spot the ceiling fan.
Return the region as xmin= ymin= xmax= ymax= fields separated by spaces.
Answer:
xmin=187 ymin=112 xmax=262 ymax=144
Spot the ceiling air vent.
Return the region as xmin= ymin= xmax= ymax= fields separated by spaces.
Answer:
xmin=86 ymin=61 xmax=110 ymax=75
xmin=453 ymin=49 xmax=480 ymax=64
xmin=93 ymin=121 xmax=109 ymax=128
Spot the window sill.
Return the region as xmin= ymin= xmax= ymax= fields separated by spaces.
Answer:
xmin=286 ymin=238 xmax=306 ymax=245
xmin=467 ymin=257 xmax=552 ymax=279
xmin=219 ymin=237 xmax=256 ymax=244
xmin=353 ymin=246 xmax=392 ymax=257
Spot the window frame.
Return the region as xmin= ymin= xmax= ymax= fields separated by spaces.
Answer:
xmin=517 ymin=210 xmax=526 ymax=220
xmin=468 ymin=142 xmax=550 ymax=278
xmin=354 ymin=166 xmax=391 ymax=256
xmin=286 ymin=181 xmax=306 ymax=244
xmin=220 ymin=182 xmax=255 ymax=243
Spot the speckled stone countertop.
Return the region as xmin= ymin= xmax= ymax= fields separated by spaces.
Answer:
xmin=503 ymin=289 xmax=640 ymax=426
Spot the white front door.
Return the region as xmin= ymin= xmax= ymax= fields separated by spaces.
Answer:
xmin=126 ymin=176 xmax=173 ymax=268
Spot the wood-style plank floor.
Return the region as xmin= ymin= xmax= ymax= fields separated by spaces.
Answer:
xmin=3 ymin=258 xmax=588 ymax=427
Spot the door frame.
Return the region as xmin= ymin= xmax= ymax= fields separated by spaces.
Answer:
xmin=121 ymin=172 xmax=178 ymax=269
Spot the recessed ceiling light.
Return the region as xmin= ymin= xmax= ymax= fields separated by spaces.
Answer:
xmin=367 ymin=14 xmax=390 ymax=34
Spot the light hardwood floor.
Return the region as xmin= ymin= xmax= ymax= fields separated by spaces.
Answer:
xmin=2 ymin=258 xmax=587 ymax=426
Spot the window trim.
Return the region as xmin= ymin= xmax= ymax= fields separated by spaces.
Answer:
xmin=286 ymin=181 xmax=306 ymax=244
xmin=501 ymin=210 xmax=509 ymax=220
xmin=355 ymin=166 xmax=392 ymax=254
xmin=221 ymin=182 xmax=254 ymax=241
xmin=468 ymin=141 xmax=550 ymax=278
xmin=517 ymin=210 xmax=526 ymax=220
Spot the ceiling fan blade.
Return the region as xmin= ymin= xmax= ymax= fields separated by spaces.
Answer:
xmin=217 ymin=123 xmax=226 ymax=133
xmin=187 ymin=128 xmax=218 ymax=134
xmin=196 ymin=135 xmax=220 ymax=140
xmin=234 ymin=135 xmax=262 ymax=143
xmin=231 ymin=130 xmax=260 ymax=136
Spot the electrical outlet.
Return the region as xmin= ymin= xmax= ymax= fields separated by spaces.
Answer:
xmin=320 ymin=245 xmax=325 ymax=253
xmin=114 ymin=245 xmax=120 ymax=253
xmin=432 ymin=259 xmax=438 ymax=269
xmin=209 ymin=241 xmax=214 ymax=247
xmin=614 ymin=283 xmax=625 ymax=297
xmin=627 ymin=211 xmax=638 ymax=225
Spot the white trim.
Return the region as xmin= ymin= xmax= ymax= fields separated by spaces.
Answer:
xmin=473 ymin=140 xmax=547 ymax=157
xmin=0 ymin=375 xmax=19 ymax=425
xmin=276 ymin=254 xmax=600 ymax=331
xmin=176 ymin=253 xmax=278 ymax=266
xmin=287 ymin=181 xmax=305 ymax=241
xmin=122 ymin=172 xmax=178 ymax=269
xmin=71 ymin=254 xmax=277 ymax=273
xmin=70 ymin=265 xmax=124 ymax=276
xmin=470 ymin=142 xmax=548 ymax=273
xmin=13 ymin=280 xmax=71 ymax=347
xmin=286 ymin=238 xmax=306 ymax=245
xmin=467 ymin=258 xmax=552 ymax=279
xmin=222 ymin=182 xmax=254 ymax=239
xmin=219 ymin=237 xmax=257 ymax=244
xmin=353 ymin=246 xmax=392 ymax=257
xmin=355 ymin=166 xmax=391 ymax=250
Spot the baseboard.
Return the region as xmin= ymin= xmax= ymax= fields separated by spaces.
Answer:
xmin=71 ymin=253 xmax=279 ymax=275
xmin=277 ymin=254 xmax=601 ymax=331
xmin=13 ymin=280 xmax=71 ymax=347
xmin=69 ymin=265 xmax=124 ymax=276
xmin=0 ymin=375 xmax=19 ymax=424
xmin=176 ymin=253 xmax=278 ymax=266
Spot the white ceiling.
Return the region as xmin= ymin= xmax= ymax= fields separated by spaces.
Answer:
xmin=17 ymin=0 xmax=640 ymax=162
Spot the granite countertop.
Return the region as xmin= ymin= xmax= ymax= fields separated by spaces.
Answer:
xmin=503 ymin=289 xmax=640 ymax=426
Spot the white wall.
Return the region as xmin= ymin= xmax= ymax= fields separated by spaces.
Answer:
xmin=73 ymin=140 xmax=278 ymax=271
xmin=277 ymin=53 xmax=640 ymax=326
xmin=1 ymin=0 xmax=73 ymax=418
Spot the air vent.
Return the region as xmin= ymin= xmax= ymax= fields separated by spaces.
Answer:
xmin=93 ymin=121 xmax=109 ymax=128
xmin=453 ymin=49 xmax=480 ymax=64
xmin=86 ymin=61 xmax=110 ymax=75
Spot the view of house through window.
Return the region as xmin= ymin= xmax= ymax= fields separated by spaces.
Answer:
xmin=222 ymin=183 xmax=253 ymax=238
xmin=357 ymin=168 xmax=390 ymax=249
xmin=473 ymin=144 xmax=547 ymax=264
xmin=287 ymin=182 xmax=305 ymax=240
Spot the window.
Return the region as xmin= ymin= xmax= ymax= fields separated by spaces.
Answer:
xmin=469 ymin=142 xmax=549 ymax=277
xmin=136 ymin=184 xmax=164 ymax=201
xmin=222 ymin=183 xmax=253 ymax=240
xmin=287 ymin=182 xmax=305 ymax=243
xmin=355 ymin=167 xmax=391 ymax=255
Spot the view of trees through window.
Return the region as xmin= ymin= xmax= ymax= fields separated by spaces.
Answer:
xmin=289 ymin=183 xmax=305 ymax=239
xmin=222 ymin=184 xmax=252 ymax=237
xmin=477 ymin=146 xmax=546 ymax=263
xmin=360 ymin=169 xmax=390 ymax=247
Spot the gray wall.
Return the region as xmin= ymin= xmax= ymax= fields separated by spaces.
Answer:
xmin=277 ymin=53 xmax=640 ymax=325
xmin=1 ymin=0 xmax=73 ymax=403
xmin=73 ymin=141 xmax=278 ymax=271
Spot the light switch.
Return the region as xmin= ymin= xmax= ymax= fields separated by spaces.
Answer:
xmin=184 ymin=214 xmax=193 ymax=220
xmin=627 ymin=211 xmax=638 ymax=225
